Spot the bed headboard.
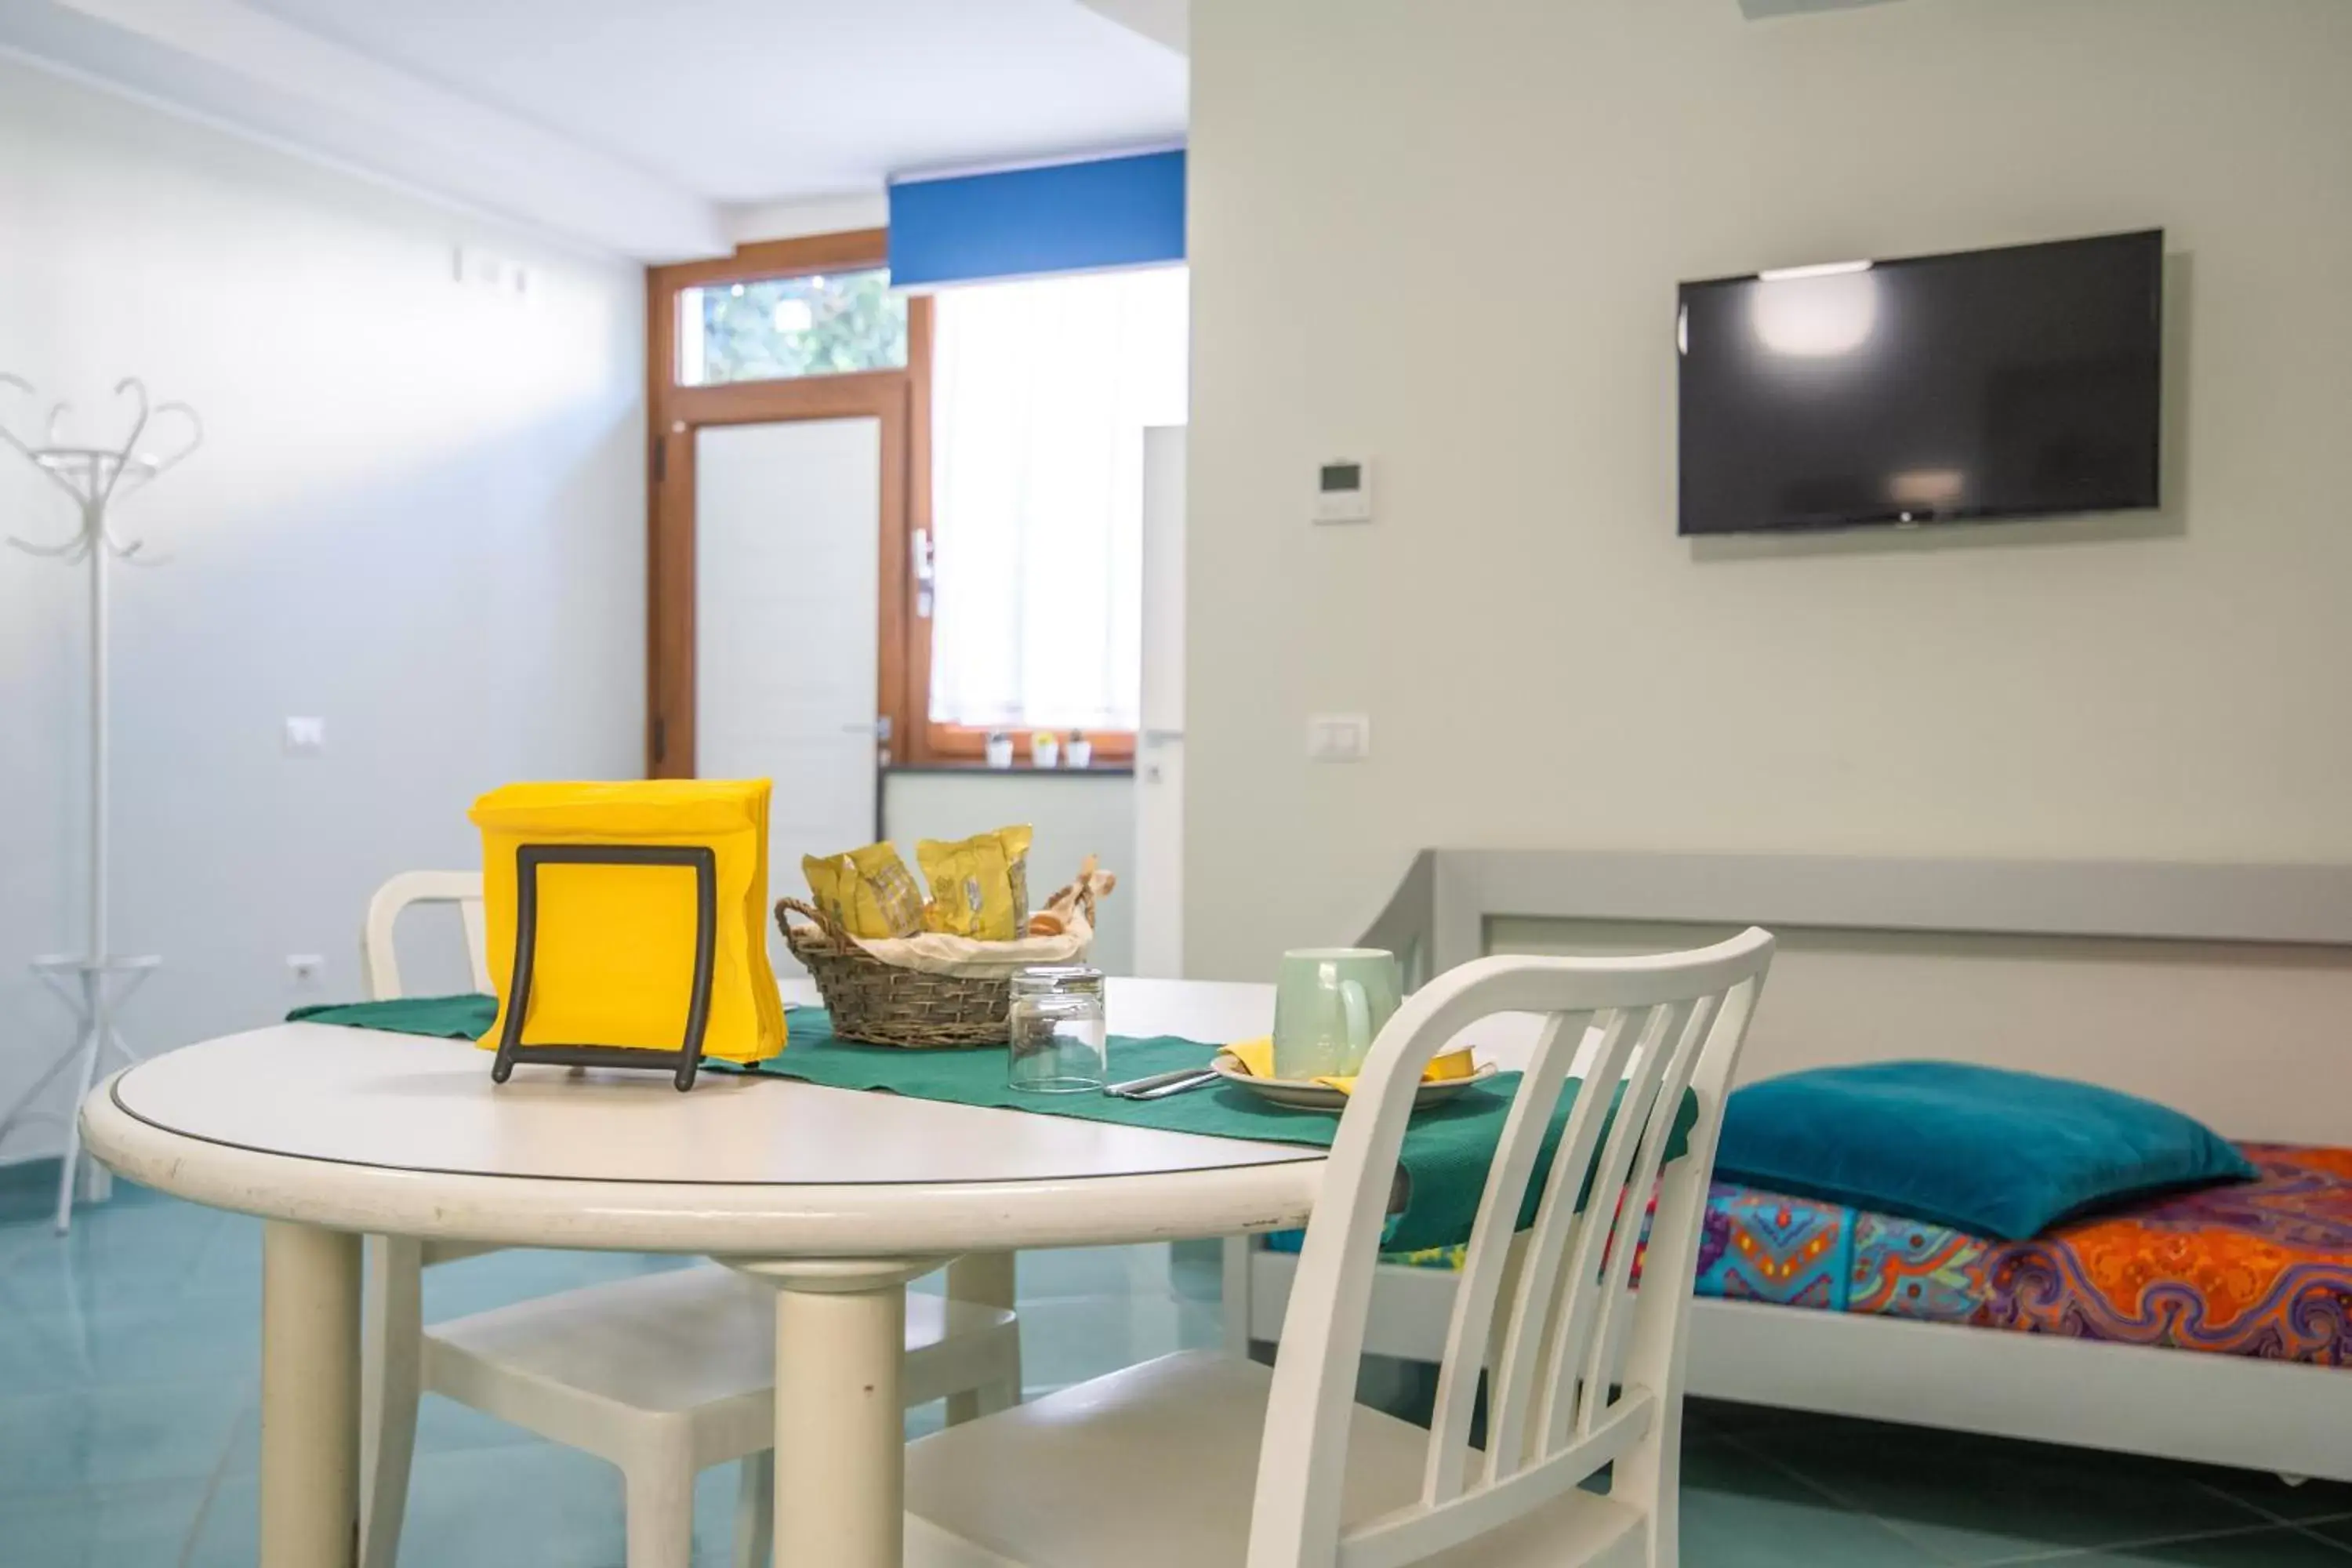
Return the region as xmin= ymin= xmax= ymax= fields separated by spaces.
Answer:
xmin=1359 ymin=850 xmax=2352 ymax=1145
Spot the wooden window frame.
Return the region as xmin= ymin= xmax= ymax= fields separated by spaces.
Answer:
xmin=645 ymin=230 xmax=1134 ymax=779
xmin=906 ymin=287 xmax=1136 ymax=768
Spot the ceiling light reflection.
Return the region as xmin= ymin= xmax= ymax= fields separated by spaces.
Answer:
xmin=1751 ymin=266 xmax=1879 ymax=357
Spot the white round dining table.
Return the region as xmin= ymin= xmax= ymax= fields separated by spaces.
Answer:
xmin=78 ymin=977 xmax=1319 ymax=1568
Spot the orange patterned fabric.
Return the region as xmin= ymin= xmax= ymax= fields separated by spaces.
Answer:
xmin=1701 ymin=1144 xmax=2352 ymax=1363
xmin=1980 ymin=1143 xmax=2352 ymax=1363
xmin=1372 ymin=1144 xmax=2352 ymax=1367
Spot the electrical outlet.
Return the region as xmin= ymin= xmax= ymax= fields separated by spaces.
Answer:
xmin=286 ymin=953 xmax=325 ymax=985
xmin=284 ymin=716 xmax=325 ymax=756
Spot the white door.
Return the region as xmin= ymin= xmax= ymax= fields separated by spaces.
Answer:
xmin=1134 ymin=425 xmax=1186 ymax=978
xmin=695 ymin=419 xmax=881 ymax=969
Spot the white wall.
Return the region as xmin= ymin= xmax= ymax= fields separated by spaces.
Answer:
xmin=880 ymin=772 xmax=1137 ymax=975
xmin=0 ymin=61 xmax=644 ymax=1160
xmin=1183 ymin=0 xmax=2352 ymax=978
xmin=728 ymin=191 xmax=890 ymax=246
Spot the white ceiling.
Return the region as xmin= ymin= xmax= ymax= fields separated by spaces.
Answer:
xmin=243 ymin=0 xmax=1188 ymax=205
xmin=0 ymin=0 xmax=1185 ymax=260
xmin=3 ymin=0 xmax=1896 ymax=259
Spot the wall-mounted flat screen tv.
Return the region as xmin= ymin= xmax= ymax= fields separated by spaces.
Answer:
xmin=1677 ymin=230 xmax=2163 ymax=535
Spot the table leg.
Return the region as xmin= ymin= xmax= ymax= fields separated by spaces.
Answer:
xmin=943 ymin=1250 xmax=1016 ymax=1426
xmin=261 ymin=1221 xmax=361 ymax=1568
xmin=731 ymin=1258 xmax=946 ymax=1568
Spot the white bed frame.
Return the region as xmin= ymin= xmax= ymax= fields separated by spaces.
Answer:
xmin=1226 ymin=849 xmax=2352 ymax=1485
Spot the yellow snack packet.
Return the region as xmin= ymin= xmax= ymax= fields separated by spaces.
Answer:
xmin=915 ymin=826 xmax=1033 ymax=941
xmin=801 ymin=841 xmax=924 ymax=938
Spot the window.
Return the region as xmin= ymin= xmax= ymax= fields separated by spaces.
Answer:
xmin=644 ymin=231 xmax=1189 ymax=775
xmin=677 ymin=268 xmax=908 ymax=386
xmin=923 ymin=266 xmax=1188 ymax=741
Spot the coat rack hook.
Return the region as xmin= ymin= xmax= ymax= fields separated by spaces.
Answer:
xmin=0 ymin=373 xmax=38 ymax=461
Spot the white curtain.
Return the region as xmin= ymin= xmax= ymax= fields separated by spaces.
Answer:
xmin=927 ymin=266 xmax=1188 ymax=732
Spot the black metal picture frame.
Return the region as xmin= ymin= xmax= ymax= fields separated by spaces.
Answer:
xmin=489 ymin=843 xmax=718 ymax=1092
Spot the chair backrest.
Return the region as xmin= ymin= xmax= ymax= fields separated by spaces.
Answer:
xmin=1247 ymin=929 xmax=1774 ymax=1568
xmin=362 ymin=870 xmax=490 ymax=1002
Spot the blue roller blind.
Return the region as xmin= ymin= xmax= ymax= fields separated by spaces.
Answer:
xmin=887 ymin=149 xmax=1185 ymax=290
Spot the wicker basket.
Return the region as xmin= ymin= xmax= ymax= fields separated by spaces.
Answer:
xmin=776 ymin=891 xmax=1094 ymax=1048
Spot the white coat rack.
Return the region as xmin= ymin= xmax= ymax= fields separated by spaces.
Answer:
xmin=0 ymin=376 xmax=202 ymax=1233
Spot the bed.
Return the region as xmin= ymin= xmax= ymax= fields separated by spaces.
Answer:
xmin=1265 ymin=1144 xmax=2352 ymax=1363
xmin=1223 ymin=850 xmax=2352 ymax=1485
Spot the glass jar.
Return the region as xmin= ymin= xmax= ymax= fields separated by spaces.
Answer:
xmin=1007 ymin=966 xmax=1108 ymax=1094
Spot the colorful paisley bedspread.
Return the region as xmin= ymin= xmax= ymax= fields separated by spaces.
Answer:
xmin=1306 ymin=1145 xmax=2352 ymax=1365
xmin=1693 ymin=1143 xmax=2352 ymax=1363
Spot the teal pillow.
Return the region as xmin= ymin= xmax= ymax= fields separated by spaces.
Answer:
xmin=1715 ymin=1062 xmax=2256 ymax=1241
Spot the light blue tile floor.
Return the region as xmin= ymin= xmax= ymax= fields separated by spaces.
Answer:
xmin=4 ymin=1174 xmax=2349 ymax=1566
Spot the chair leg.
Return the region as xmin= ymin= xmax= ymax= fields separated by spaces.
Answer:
xmin=731 ymin=1451 xmax=774 ymax=1568
xmin=973 ymin=1338 xmax=1022 ymax=1418
xmin=359 ymin=1236 xmax=424 ymax=1568
xmin=1221 ymin=1236 xmax=1253 ymax=1356
xmin=944 ymin=1252 xmax=1018 ymax=1427
xmin=1610 ymin=1390 xmax=1682 ymax=1568
xmin=622 ymin=1443 xmax=699 ymax=1568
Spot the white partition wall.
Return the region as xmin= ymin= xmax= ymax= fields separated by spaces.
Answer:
xmin=1181 ymin=2 xmax=2352 ymax=985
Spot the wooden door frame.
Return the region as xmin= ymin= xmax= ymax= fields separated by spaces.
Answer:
xmin=645 ymin=232 xmax=924 ymax=778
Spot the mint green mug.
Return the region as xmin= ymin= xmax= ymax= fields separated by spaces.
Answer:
xmin=1272 ymin=948 xmax=1405 ymax=1080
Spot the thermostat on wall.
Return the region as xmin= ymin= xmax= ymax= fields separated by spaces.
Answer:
xmin=1313 ymin=458 xmax=1374 ymax=524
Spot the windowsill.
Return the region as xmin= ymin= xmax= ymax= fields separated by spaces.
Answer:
xmin=884 ymin=762 xmax=1135 ymax=779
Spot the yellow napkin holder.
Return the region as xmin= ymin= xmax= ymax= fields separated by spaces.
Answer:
xmin=470 ymin=779 xmax=787 ymax=1090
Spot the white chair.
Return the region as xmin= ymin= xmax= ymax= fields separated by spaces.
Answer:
xmin=902 ymin=930 xmax=1773 ymax=1568
xmin=361 ymin=869 xmax=492 ymax=1002
xmin=419 ymin=1265 xmax=1018 ymax=1568
xmin=358 ymin=871 xmax=500 ymax=1568
xmin=355 ymin=871 xmax=1024 ymax=1568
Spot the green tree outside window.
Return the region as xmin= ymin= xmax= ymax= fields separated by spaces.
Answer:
xmin=681 ymin=270 xmax=907 ymax=385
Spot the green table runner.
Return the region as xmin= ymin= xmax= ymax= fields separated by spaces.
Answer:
xmin=287 ymin=995 xmax=1695 ymax=1252
xmin=291 ymin=993 xmax=496 ymax=1039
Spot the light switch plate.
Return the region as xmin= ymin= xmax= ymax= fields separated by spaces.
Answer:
xmin=284 ymin=716 xmax=325 ymax=755
xmin=1307 ymin=713 xmax=1372 ymax=762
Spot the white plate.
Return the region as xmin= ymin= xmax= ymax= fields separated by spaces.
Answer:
xmin=1210 ymin=1056 xmax=1497 ymax=1114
